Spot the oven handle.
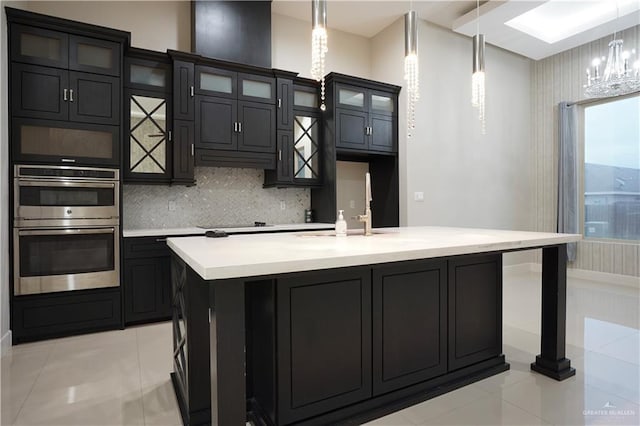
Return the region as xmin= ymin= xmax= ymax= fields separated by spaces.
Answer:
xmin=17 ymin=228 xmax=116 ymax=236
xmin=17 ymin=180 xmax=116 ymax=189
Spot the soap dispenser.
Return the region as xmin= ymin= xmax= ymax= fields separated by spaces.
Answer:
xmin=335 ymin=210 xmax=347 ymax=237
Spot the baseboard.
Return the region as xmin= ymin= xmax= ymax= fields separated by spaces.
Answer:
xmin=1 ymin=330 xmax=11 ymax=357
xmin=504 ymin=262 xmax=639 ymax=289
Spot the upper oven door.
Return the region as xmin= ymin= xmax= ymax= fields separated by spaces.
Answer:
xmin=15 ymin=179 xmax=119 ymax=226
xmin=14 ymin=226 xmax=120 ymax=295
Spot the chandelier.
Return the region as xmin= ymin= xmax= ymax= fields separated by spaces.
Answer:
xmin=311 ymin=0 xmax=328 ymax=111
xmin=471 ymin=0 xmax=486 ymax=134
xmin=584 ymin=37 xmax=640 ymax=98
xmin=404 ymin=10 xmax=419 ymax=138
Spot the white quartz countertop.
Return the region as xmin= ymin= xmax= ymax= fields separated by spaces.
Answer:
xmin=123 ymin=223 xmax=334 ymax=238
xmin=167 ymin=226 xmax=582 ymax=281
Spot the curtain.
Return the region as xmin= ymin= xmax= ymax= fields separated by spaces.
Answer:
xmin=558 ymin=102 xmax=578 ymax=262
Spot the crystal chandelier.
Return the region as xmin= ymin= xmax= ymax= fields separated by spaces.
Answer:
xmin=471 ymin=0 xmax=486 ymax=134
xmin=311 ymin=0 xmax=328 ymax=111
xmin=584 ymin=37 xmax=640 ymax=98
xmin=404 ymin=10 xmax=419 ymax=138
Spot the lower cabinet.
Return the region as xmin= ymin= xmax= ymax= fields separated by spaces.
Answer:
xmin=123 ymin=237 xmax=172 ymax=325
xmin=275 ymin=268 xmax=372 ymax=425
xmin=372 ymin=259 xmax=447 ymax=396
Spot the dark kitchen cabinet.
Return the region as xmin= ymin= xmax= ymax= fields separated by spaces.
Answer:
xmin=123 ymin=237 xmax=172 ymax=325
xmin=372 ymin=260 xmax=448 ymax=396
xmin=276 ymin=77 xmax=294 ymax=130
xmin=12 ymin=63 xmax=120 ymax=125
xmin=124 ymin=49 xmax=173 ymax=184
xmin=334 ymin=83 xmax=397 ymax=153
xmin=448 ymin=254 xmax=503 ymax=371
xmin=173 ymin=59 xmax=195 ymax=121
xmin=168 ymin=52 xmax=196 ymax=185
xmin=172 ymin=120 xmax=195 ymax=184
xmin=265 ymin=79 xmax=322 ymax=187
xmin=275 ymin=268 xmax=372 ymax=425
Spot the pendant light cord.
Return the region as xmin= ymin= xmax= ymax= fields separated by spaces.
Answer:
xmin=476 ymin=0 xmax=480 ymax=35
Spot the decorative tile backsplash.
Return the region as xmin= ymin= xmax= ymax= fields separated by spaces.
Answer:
xmin=123 ymin=167 xmax=310 ymax=229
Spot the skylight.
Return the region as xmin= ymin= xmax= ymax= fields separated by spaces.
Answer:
xmin=505 ymin=0 xmax=640 ymax=44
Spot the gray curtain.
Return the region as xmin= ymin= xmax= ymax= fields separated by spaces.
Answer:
xmin=558 ymin=102 xmax=578 ymax=261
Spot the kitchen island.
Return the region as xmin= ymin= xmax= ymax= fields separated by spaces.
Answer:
xmin=167 ymin=226 xmax=581 ymax=426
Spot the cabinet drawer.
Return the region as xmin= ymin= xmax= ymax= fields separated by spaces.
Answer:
xmin=123 ymin=236 xmax=171 ymax=259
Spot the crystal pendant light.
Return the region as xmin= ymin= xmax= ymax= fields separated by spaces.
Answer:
xmin=404 ymin=10 xmax=419 ymax=139
xmin=471 ymin=0 xmax=486 ymax=134
xmin=584 ymin=37 xmax=640 ymax=98
xmin=311 ymin=0 xmax=328 ymax=111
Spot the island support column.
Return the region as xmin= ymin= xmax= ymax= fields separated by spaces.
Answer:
xmin=209 ymin=279 xmax=246 ymax=425
xmin=531 ymin=244 xmax=576 ymax=380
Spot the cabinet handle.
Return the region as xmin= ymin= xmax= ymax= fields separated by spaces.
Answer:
xmin=61 ymin=158 xmax=76 ymax=163
xmin=155 ymin=238 xmax=167 ymax=242
xmin=278 ymin=149 xmax=282 ymax=161
xmin=191 ymin=143 xmax=194 ymax=156
xmin=190 ymin=86 xmax=194 ymax=97
xmin=238 ymin=122 xmax=242 ymax=133
xmin=168 ymin=130 xmax=172 ymax=141
xmin=277 ymin=98 xmax=282 ymax=108
xmin=233 ymin=122 xmax=237 ymax=132
xmin=69 ymin=89 xmax=74 ymax=102
xmin=63 ymin=88 xmax=68 ymax=101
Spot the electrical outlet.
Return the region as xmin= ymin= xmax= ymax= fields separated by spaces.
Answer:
xmin=168 ymin=200 xmax=177 ymax=211
xmin=280 ymin=201 xmax=286 ymax=210
xmin=414 ymin=192 xmax=424 ymax=202
xmin=349 ymin=200 xmax=355 ymax=209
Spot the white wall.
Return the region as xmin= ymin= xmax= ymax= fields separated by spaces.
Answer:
xmin=1 ymin=1 xmax=10 ymax=354
xmin=272 ymin=12 xmax=371 ymax=79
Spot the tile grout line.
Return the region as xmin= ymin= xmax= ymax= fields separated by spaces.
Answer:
xmin=501 ymin=398 xmax=551 ymax=425
xmin=135 ymin=328 xmax=147 ymax=426
xmin=11 ymin=342 xmax=57 ymax=425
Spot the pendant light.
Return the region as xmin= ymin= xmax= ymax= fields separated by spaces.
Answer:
xmin=311 ymin=0 xmax=328 ymax=111
xmin=471 ymin=0 xmax=486 ymax=134
xmin=404 ymin=9 xmax=419 ymax=138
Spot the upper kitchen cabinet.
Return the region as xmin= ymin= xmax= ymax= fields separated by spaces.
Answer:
xmin=168 ymin=51 xmax=196 ymax=185
xmin=6 ymin=8 xmax=129 ymax=167
xmin=193 ymin=61 xmax=277 ymax=170
xmin=327 ymin=74 xmax=399 ymax=154
xmin=265 ymin=77 xmax=322 ymax=188
xmin=124 ymin=48 xmax=172 ymax=184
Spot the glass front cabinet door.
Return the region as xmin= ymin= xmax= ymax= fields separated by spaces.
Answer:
xmin=292 ymin=113 xmax=321 ymax=184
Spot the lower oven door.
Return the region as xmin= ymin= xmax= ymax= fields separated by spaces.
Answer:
xmin=14 ymin=226 xmax=120 ymax=295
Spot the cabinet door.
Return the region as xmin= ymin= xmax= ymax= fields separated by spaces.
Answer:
xmin=276 ymin=78 xmax=293 ymax=130
xmin=195 ymin=65 xmax=237 ymax=99
xmin=10 ymin=24 xmax=69 ymax=69
xmin=369 ymin=113 xmax=396 ymax=153
xmin=335 ymin=84 xmax=367 ymax=112
xmin=173 ymin=60 xmax=195 ymax=121
xmin=277 ymin=268 xmax=372 ymax=425
xmin=237 ymin=101 xmax=275 ymax=153
xmin=292 ymin=113 xmax=321 ymax=184
xmin=126 ymin=57 xmax=171 ymax=92
xmin=125 ymin=90 xmax=171 ymax=182
xmin=11 ymin=63 xmax=68 ymax=121
xmin=196 ymin=96 xmax=237 ymax=151
xmin=372 ymin=260 xmax=447 ymax=396
xmin=276 ymin=130 xmax=293 ymax=183
xmin=238 ymin=73 xmax=275 ymax=104
xmin=172 ymin=120 xmax=195 ymax=184
xmin=69 ymin=72 xmax=120 ymax=125
xmin=335 ymin=108 xmax=368 ymax=151
xmin=369 ymin=91 xmax=395 ymax=116
xmin=448 ymin=254 xmax=503 ymax=371
xmin=69 ymin=35 xmax=120 ymax=77
xmin=124 ymin=257 xmax=171 ymax=324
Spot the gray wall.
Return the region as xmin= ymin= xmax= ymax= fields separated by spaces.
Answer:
xmin=123 ymin=168 xmax=310 ymax=229
xmin=531 ymin=25 xmax=640 ymax=277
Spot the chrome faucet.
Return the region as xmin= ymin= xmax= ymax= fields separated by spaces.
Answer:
xmin=355 ymin=172 xmax=373 ymax=236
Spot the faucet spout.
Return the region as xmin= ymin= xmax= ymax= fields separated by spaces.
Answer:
xmin=356 ymin=172 xmax=373 ymax=236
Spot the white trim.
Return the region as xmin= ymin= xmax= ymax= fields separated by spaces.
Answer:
xmin=1 ymin=330 xmax=11 ymax=357
xmin=505 ymin=262 xmax=640 ymax=289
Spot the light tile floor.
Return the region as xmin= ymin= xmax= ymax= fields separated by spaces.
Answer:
xmin=1 ymin=269 xmax=638 ymax=426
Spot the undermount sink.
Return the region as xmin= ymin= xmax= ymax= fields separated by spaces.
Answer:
xmin=296 ymin=229 xmax=392 ymax=237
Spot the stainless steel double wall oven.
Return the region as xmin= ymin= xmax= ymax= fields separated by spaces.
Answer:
xmin=13 ymin=165 xmax=120 ymax=295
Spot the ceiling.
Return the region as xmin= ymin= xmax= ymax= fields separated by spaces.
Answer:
xmin=272 ymin=1 xmax=640 ymax=60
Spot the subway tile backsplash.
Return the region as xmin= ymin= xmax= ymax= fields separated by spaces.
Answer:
xmin=123 ymin=167 xmax=310 ymax=229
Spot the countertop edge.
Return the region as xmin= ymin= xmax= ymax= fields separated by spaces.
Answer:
xmin=123 ymin=223 xmax=335 ymax=238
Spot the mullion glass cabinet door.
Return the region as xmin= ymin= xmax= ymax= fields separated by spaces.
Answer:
xmin=126 ymin=90 xmax=171 ymax=181
xmin=293 ymin=113 xmax=321 ymax=184
xmin=10 ymin=24 xmax=69 ymax=69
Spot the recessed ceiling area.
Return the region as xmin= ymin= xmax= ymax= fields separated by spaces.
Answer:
xmin=273 ymin=1 xmax=640 ymax=61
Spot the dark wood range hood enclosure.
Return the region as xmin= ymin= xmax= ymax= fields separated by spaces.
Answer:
xmin=192 ymin=0 xmax=272 ymax=68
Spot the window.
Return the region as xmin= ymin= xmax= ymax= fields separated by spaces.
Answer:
xmin=583 ymin=95 xmax=640 ymax=241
